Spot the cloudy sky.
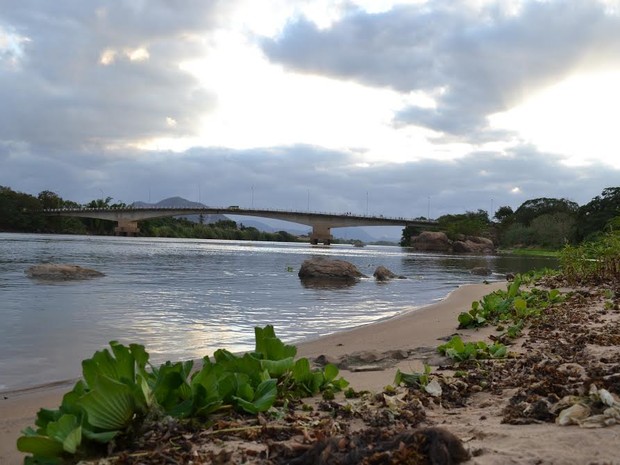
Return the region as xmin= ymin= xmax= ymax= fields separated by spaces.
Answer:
xmin=2 ymin=0 xmax=620 ymax=223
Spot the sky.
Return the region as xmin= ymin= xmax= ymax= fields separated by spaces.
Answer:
xmin=2 ymin=0 xmax=620 ymax=225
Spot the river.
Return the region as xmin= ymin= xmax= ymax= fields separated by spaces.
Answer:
xmin=0 ymin=233 xmax=556 ymax=392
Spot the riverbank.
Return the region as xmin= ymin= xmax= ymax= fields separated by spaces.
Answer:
xmin=3 ymin=279 xmax=619 ymax=464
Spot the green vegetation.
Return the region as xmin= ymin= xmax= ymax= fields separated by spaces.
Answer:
xmin=437 ymin=336 xmax=507 ymax=361
xmin=437 ymin=209 xmax=490 ymax=239
xmin=559 ymin=232 xmax=620 ymax=284
xmin=399 ymin=187 xmax=620 ymax=252
xmin=497 ymin=248 xmax=560 ymax=257
xmin=0 ymin=186 xmax=301 ymax=241
xmin=17 ymin=325 xmax=348 ymax=464
xmin=456 ymin=276 xmax=564 ymax=330
xmin=573 ymin=187 xmax=620 ymax=242
xmin=393 ymin=364 xmax=431 ymax=389
xmin=2 ymin=184 xmax=620 ymax=247
xmin=139 ymin=217 xmax=300 ymax=242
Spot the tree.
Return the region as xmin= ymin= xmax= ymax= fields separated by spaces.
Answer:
xmin=494 ymin=206 xmax=514 ymax=223
xmin=0 ymin=186 xmax=44 ymax=231
xmin=37 ymin=190 xmax=63 ymax=209
xmin=573 ymin=187 xmax=620 ymax=242
xmin=82 ymin=197 xmax=115 ymax=234
xmin=400 ymin=225 xmax=423 ymax=246
xmin=437 ymin=210 xmax=490 ymax=239
xmin=513 ymin=198 xmax=578 ymax=226
xmin=529 ymin=213 xmax=575 ymax=248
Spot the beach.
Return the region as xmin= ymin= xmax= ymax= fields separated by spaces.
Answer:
xmin=2 ymin=280 xmax=619 ymax=464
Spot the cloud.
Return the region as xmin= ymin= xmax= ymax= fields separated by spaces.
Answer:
xmin=0 ymin=0 xmax=236 ymax=151
xmin=261 ymin=1 xmax=620 ymax=141
xmin=2 ymin=141 xmax=616 ymax=222
xmin=1 ymin=0 xmax=618 ymax=225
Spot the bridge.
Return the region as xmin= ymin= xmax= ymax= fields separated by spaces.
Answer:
xmin=42 ymin=206 xmax=437 ymax=244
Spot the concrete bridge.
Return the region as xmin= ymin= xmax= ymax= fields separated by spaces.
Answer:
xmin=42 ymin=206 xmax=437 ymax=244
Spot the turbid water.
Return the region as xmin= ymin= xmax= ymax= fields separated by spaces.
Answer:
xmin=0 ymin=233 xmax=556 ymax=391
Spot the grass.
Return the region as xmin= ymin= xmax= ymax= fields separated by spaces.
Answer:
xmin=497 ymin=248 xmax=560 ymax=257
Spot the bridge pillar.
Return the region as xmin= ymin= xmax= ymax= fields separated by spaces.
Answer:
xmin=114 ymin=220 xmax=140 ymax=237
xmin=310 ymin=224 xmax=333 ymax=245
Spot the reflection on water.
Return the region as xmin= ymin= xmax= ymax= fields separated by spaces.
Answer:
xmin=299 ymin=277 xmax=359 ymax=290
xmin=0 ymin=233 xmax=557 ymax=391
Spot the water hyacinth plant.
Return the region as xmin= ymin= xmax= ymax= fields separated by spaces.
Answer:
xmin=18 ymin=325 xmax=348 ymax=464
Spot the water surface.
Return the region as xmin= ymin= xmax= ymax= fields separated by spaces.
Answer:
xmin=0 ymin=233 xmax=556 ymax=391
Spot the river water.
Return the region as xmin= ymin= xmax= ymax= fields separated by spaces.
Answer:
xmin=0 ymin=233 xmax=556 ymax=392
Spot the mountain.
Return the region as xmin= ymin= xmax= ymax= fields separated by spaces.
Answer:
xmin=131 ymin=197 xmax=227 ymax=223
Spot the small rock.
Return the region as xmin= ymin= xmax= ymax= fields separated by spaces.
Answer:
xmin=373 ymin=266 xmax=398 ymax=281
xmin=313 ymin=354 xmax=340 ymax=367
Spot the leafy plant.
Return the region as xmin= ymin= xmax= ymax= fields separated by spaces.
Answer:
xmin=393 ymin=364 xmax=432 ymax=389
xmin=18 ymin=326 xmax=349 ymax=465
xmin=457 ymin=276 xmax=564 ymax=330
xmin=18 ymin=342 xmax=152 ymax=464
xmin=560 ymin=233 xmax=620 ymax=284
xmin=437 ymin=335 xmax=507 ymax=362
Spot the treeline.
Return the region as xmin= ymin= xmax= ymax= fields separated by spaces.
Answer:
xmin=4 ymin=185 xmax=619 ymax=248
xmin=0 ymin=186 xmax=300 ymax=242
xmin=401 ymin=187 xmax=620 ymax=249
xmin=140 ymin=217 xmax=298 ymax=242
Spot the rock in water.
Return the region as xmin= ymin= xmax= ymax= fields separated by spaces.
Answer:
xmin=373 ymin=265 xmax=406 ymax=281
xmin=26 ymin=264 xmax=105 ymax=280
xmin=298 ymin=257 xmax=366 ymax=281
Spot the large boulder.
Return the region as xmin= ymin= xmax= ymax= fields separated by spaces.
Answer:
xmin=410 ymin=231 xmax=452 ymax=252
xmin=298 ymin=257 xmax=366 ymax=282
xmin=410 ymin=231 xmax=495 ymax=254
xmin=452 ymin=235 xmax=495 ymax=254
xmin=26 ymin=264 xmax=105 ymax=280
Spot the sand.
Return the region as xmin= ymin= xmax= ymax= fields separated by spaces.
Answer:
xmin=2 ymin=280 xmax=619 ymax=464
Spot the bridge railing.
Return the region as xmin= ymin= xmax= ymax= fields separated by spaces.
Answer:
xmin=40 ymin=206 xmax=437 ymax=223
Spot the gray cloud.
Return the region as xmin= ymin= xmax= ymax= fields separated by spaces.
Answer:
xmin=262 ymin=1 xmax=620 ymax=141
xmin=2 ymin=142 xmax=615 ymax=222
xmin=0 ymin=0 xmax=234 ymax=150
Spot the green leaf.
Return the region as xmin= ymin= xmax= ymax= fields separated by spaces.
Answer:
xmin=234 ymin=379 xmax=277 ymax=414
xmin=513 ymin=297 xmax=527 ymax=316
xmin=191 ymin=384 xmax=223 ymax=417
xmin=82 ymin=342 xmax=134 ymax=388
xmin=323 ymin=364 xmax=339 ymax=383
xmin=260 ymin=357 xmax=295 ymax=378
xmin=507 ymin=276 xmax=522 ymax=298
xmin=17 ymin=435 xmax=64 ymax=459
xmin=457 ymin=312 xmax=474 ymax=328
xmin=82 ymin=429 xmax=119 ymax=443
xmin=251 ymin=379 xmax=277 ymax=411
xmin=394 ymin=369 xmax=423 ymax=387
xmin=46 ymin=414 xmax=82 ymax=454
xmin=79 ymin=375 xmax=136 ymax=431
xmin=292 ymin=358 xmax=312 ymax=383
xmin=236 ymin=381 xmax=254 ymax=402
xmin=151 ymin=361 xmax=193 ymax=412
xmin=34 ymin=408 xmax=61 ymax=431
xmin=254 ymin=325 xmax=297 ymax=360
